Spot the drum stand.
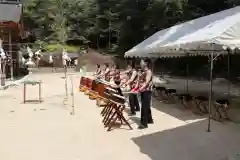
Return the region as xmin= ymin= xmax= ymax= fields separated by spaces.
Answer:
xmin=100 ymin=88 xmax=133 ymax=131
xmin=101 ymin=99 xmax=132 ymax=131
xmin=79 ymin=85 xmax=85 ymax=92
xmin=79 ymin=83 xmax=87 ymax=92
xmin=89 ymin=91 xmax=98 ymax=100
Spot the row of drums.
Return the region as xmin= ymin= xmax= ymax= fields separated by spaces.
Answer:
xmin=79 ymin=76 xmax=125 ymax=105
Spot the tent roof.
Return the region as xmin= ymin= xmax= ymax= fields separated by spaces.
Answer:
xmin=125 ymin=6 xmax=240 ymax=58
xmin=0 ymin=4 xmax=22 ymax=23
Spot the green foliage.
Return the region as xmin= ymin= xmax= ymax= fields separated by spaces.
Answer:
xmin=23 ymin=0 xmax=240 ymax=55
xmin=44 ymin=44 xmax=80 ymax=53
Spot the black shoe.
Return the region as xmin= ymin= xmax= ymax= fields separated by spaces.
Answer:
xmin=128 ymin=112 xmax=136 ymax=116
xmin=148 ymin=120 xmax=154 ymax=124
xmin=138 ymin=124 xmax=148 ymax=129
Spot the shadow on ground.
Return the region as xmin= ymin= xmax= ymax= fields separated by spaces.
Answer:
xmin=152 ymin=98 xmax=206 ymax=121
xmin=132 ymin=119 xmax=240 ymax=160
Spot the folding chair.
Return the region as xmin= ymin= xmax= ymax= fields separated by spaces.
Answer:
xmin=164 ymin=88 xmax=177 ymax=103
xmin=212 ymin=99 xmax=230 ymax=121
xmin=194 ymin=96 xmax=208 ymax=114
xmin=153 ymin=86 xmax=166 ymax=101
xmin=176 ymin=93 xmax=193 ymax=109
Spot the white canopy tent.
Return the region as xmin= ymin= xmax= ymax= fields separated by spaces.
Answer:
xmin=125 ymin=6 xmax=240 ymax=132
xmin=125 ymin=5 xmax=240 ymax=58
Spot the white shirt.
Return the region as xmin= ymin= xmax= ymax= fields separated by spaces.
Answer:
xmin=74 ymin=59 xmax=78 ymax=65
xmin=49 ymin=55 xmax=53 ymax=63
xmin=22 ymin=57 xmax=26 ymax=63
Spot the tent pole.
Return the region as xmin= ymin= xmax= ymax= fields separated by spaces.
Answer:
xmin=227 ymin=51 xmax=230 ymax=97
xmin=186 ymin=59 xmax=189 ymax=93
xmin=207 ymin=52 xmax=214 ymax=132
xmin=151 ymin=58 xmax=156 ymax=107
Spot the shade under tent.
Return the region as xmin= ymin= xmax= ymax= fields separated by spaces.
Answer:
xmin=124 ymin=6 xmax=240 ymax=132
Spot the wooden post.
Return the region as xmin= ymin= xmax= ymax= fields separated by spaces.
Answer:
xmin=70 ymin=75 xmax=75 ymax=115
xmin=9 ymin=30 xmax=13 ymax=80
xmin=39 ymin=82 xmax=42 ymax=103
xmin=151 ymin=58 xmax=157 ymax=107
xmin=0 ymin=38 xmax=5 ymax=86
xmin=23 ymin=83 xmax=26 ymax=103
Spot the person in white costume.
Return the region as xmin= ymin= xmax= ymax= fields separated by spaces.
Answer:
xmin=49 ymin=55 xmax=55 ymax=72
xmin=34 ymin=50 xmax=42 ymax=68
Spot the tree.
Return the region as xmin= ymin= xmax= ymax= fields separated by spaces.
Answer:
xmin=23 ymin=0 xmax=240 ymax=55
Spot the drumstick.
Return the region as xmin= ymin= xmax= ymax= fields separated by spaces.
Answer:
xmin=122 ymin=91 xmax=138 ymax=95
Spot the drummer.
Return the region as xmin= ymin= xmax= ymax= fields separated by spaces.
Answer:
xmin=131 ymin=68 xmax=144 ymax=92
xmin=93 ymin=64 xmax=101 ymax=77
xmin=119 ymin=64 xmax=133 ymax=85
xmin=103 ymin=63 xmax=111 ymax=81
xmin=99 ymin=63 xmax=110 ymax=81
xmin=110 ymin=63 xmax=123 ymax=96
xmin=138 ymin=59 xmax=153 ymax=129
xmin=110 ymin=63 xmax=121 ymax=85
xmin=124 ymin=62 xmax=140 ymax=116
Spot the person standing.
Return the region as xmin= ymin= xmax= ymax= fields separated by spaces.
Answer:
xmin=109 ymin=63 xmax=120 ymax=85
xmin=110 ymin=64 xmax=123 ymax=96
xmin=93 ymin=64 xmax=101 ymax=77
xmin=102 ymin=63 xmax=110 ymax=81
xmin=125 ymin=62 xmax=140 ymax=116
xmin=74 ymin=59 xmax=78 ymax=67
xmin=49 ymin=55 xmax=54 ymax=72
xmin=138 ymin=59 xmax=153 ymax=129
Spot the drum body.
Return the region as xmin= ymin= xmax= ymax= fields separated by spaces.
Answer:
xmin=96 ymin=81 xmax=106 ymax=98
xmin=111 ymin=93 xmax=125 ymax=104
xmin=95 ymin=80 xmax=109 ymax=106
xmin=86 ymin=77 xmax=93 ymax=90
xmin=89 ymin=78 xmax=103 ymax=98
xmin=91 ymin=79 xmax=98 ymax=92
xmin=79 ymin=76 xmax=87 ymax=91
xmin=104 ymin=87 xmax=117 ymax=99
xmin=81 ymin=76 xmax=87 ymax=87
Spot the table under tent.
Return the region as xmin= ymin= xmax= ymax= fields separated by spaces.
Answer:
xmin=125 ymin=6 xmax=240 ymax=131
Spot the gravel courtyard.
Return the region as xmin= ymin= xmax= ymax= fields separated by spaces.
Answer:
xmin=0 ymin=72 xmax=239 ymax=160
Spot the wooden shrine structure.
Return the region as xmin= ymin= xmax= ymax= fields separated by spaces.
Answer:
xmin=0 ymin=1 xmax=24 ymax=78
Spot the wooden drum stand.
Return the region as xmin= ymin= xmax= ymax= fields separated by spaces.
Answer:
xmin=101 ymin=86 xmax=132 ymax=131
